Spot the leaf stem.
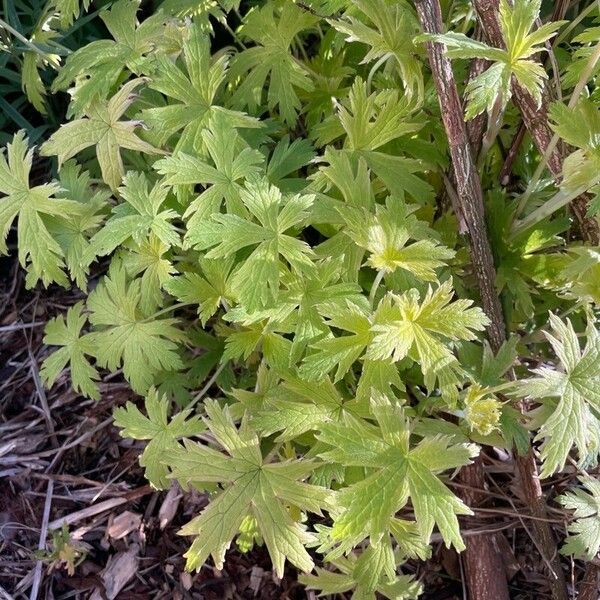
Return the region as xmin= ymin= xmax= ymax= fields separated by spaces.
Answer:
xmin=144 ymin=302 xmax=193 ymax=321
xmin=553 ymin=1 xmax=598 ymax=47
xmin=366 ymin=53 xmax=392 ymax=95
xmin=369 ymin=270 xmax=385 ymax=308
xmin=477 ymin=96 xmax=505 ymax=170
xmin=188 ymin=361 xmax=228 ymax=409
xmin=514 ymin=40 xmax=600 ymax=222
xmin=512 ymin=179 xmax=600 ymax=236
xmin=0 ymin=17 xmax=59 ymax=66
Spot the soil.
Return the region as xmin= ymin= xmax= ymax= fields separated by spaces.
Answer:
xmin=0 ymin=256 xmax=590 ymax=599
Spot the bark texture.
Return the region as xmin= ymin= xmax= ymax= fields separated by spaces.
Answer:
xmin=415 ymin=0 xmax=506 ymax=353
xmin=579 ymin=563 xmax=600 ymax=600
xmin=467 ymin=5 xmax=583 ymax=598
xmin=415 ymin=2 xmax=509 ymax=599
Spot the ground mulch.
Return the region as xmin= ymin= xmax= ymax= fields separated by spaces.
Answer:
xmin=0 ymin=255 xmax=589 ymax=599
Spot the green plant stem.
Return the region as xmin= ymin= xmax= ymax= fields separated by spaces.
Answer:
xmin=553 ymin=0 xmax=597 ymax=47
xmin=0 ymin=17 xmax=59 ymax=66
xmin=477 ymin=97 xmax=505 ymax=170
xmin=514 ymin=40 xmax=600 ymax=221
xmin=143 ymin=302 xmax=193 ymax=321
xmin=369 ymin=270 xmax=385 ymax=308
xmin=188 ymin=361 xmax=228 ymax=409
xmin=366 ymin=53 xmax=392 ymax=94
xmin=512 ymin=179 xmax=600 ymax=236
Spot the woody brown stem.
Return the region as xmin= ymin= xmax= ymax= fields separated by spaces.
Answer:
xmin=498 ymin=0 xmax=570 ymax=184
xmin=415 ymin=0 xmax=506 ymax=353
xmin=415 ymin=2 xmax=509 ymax=599
xmin=579 ymin=563 xmax=600 ymax=600
xmin=442 ymin=30 xmax=489 ymax=229
xmin=467 ymin=3 xmax=572 ymax=597
xmin=472 ymin=0 xmax=600 ymax=244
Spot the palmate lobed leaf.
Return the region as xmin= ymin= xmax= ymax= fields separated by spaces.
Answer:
xmin=187 ymin=175 xmax=315 ymax=311
xmin=0 ymin=132 xmax=83 ymax=288
xmin=520 ymin=314 xmax=600 ymax=477
xmin=301 ymin=534 xmax=423 ymax=599
xmin=83 ymin=171 xmax=180 ymax=265
xmin=52 ymin=0 xmax=169 ymax=114
xmin=41 ymin=79 xmax=165 ymax=191
xmin=558 ymin=477 xmax=600 ymax=560
xmin=142 ymin=23 xmax=259 ymax=154
xmin=330 ymin=0 xmax=424 ymax=99
xmin=317 ymin=396 xmax=478 ymax=554
xmin=41 ymin=301 xmax=100 ymax=400
xmin=229 ymin=1 xmax=318 ymax=125
xmin=166 ymin=400 xmax=331 ymax=577
xmin=85 ymin=264 xmax=187 ymax=394
xmin=154 ymin=115 xmax=265 ymax=222
xmin=114 ymin=387 xmax=205 ymax=488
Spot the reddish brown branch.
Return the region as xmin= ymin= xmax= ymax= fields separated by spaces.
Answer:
xmin=442 ymin=27 xmax=489 ymax=229
xmin=415 ymin=0 xmax=506 ymax=353
xmin=437 ymin=4 xmax=572 ymax=598
xmin=415 ymin=2 xmax=510 ymax=599
xmin=514 ymin=449 xmax=568 ymax=600
xmin=472 ymin=0 xmax=600 ymax=244
xmin=579 ymin=563 xmax=600 ymax=600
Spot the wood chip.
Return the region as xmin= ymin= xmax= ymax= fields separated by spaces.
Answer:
xmin=107 ymin=511 xmax=141 ymax=540
xmin=249 ymin=566 xmax=264 ymax=597
xmin=180 ymin=571 xmax=193 ymax=591
xmin=158 ymin=483 xmax=182 ymax=530
xmin=90 ymin=544 xmax=139 ymax=600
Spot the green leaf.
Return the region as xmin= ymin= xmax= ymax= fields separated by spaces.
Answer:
xmin=142 ymin=23 xmax=258 ymax=153
xmin=330 ymin=0 xmax=423 ymax=98
xmin=319 ymin=78 xmax=424 ymax=152
xmin=54 ymin=0 xmax=92 ymax=29
xmin=301 ymin=535 xmax=422 ymax=600
xmin=121 ymin=235 xmax=177 ymax=314
xmin=169 ymin=400 xmax=330 ymax=576
xmin=113 ymin=387 xmax=205 ymax=488
xmin=317 ymin=396 xmax=477 ymax=551
xmin=165 ymin=257 xmax=236 ymax=325
xmin=41 ymin=302 xmax=100 ymax=400
xmin=233 ymin=258 xmax=366 ymax=363
xmin=0 ymin=131 xmax=82 ymax=287
xmin=266 ymin=136 xmax=315 ymax=192
xmin=362 ymin=197 xmax=454 ymax=280
xmin=187 ymin=176 xmax=315 ymax=311
xmin=84 ymin=171 xmax=179 ymax=265
xmin=22 ymin=50 xmax=47 ymax=115
xmin=45 ymin=162 xmax=110 ymax=289
xmin=300 ymin=301 xmax=373 ymax=382
xmin=229 ymin=2 xmax=318 ymax=125
xmin=250 ymin=375 xmax=367 ymax=441
xmin=52 ymin=0 xmax=168 ymax=112
xmin=519 ymin=314 xmax=600 ymax=477
xmin=86 ymin=264 xmax=186 ymax=393
xmin=154 ymin=115 xmax=264 ymax=222
xmin=558 ymin=477 xmax=600 ymax=560
xmin=41 ymin=79 xmax=165 ymax=191
xmin=550 ymin=99 xmax=600 ymax=155
xmin=368 ymin=280 xmax=489 ymax=399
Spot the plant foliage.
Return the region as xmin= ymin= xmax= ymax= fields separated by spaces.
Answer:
xmin=2 ymin=0 xmax=600 ymax=597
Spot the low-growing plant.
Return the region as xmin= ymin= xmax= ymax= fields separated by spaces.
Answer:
xmin=2 ymin=0 xmax=600 ymax=598
xmin=0 ymin=0 xmax=104 ymax=141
